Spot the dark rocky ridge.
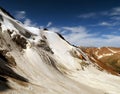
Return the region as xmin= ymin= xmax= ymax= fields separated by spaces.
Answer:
xmin=0 ymin=7 xmax=15 ymax=19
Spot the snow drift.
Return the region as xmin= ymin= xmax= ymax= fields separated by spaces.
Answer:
xmin=0 ymin=7 xmax=120 ymax=94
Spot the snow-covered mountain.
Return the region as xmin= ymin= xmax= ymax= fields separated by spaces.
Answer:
xmin=0 ymin=7 xmax=120 ymax=94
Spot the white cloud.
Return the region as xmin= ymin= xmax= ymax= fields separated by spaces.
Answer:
xmin=63 ymin=26 xmax=86 ymax=33
xmin=78 ymin=7 xmax=120 ymax=28
xmin=78 ymin=13 xmax=96 ymax=18
xmin=15 ymin=11 xmax=26 ymax=20
xmin=61 ymin=26 xmax=97 ymax=46
xmin=23 ymin=19 xmax=37 ymax=27
xmin=111 ymin=16 xmax=120 ymax=20
xmin=15 ymin=11 xmax=53 ymax=28
xmin=49 ymin=26 xmax=120 ymax=47
xmin=79 ymin=35 xmax=120 ymax=47
xmin=46 ymin=22 xmax=52 ymax=27
xmin=49 ymin=27 xmax=61 ymax=32
xmin=99 ymin=11 xmax=109 ymax=16
xmin=99 ymin=7 xmax=120 ymax=17
xmin=99 ymin=22 xmax=112 ymax=26
xmin=24 ymin=19 xmax=32 ymax=26
xmin=112 ymin=7 xmax=120 ymax=12
xmin=110 ymin=7 xmax=120 ymax=16
xmin=62 ymin=26 xmax=94 ymax=39
xmin=15 ymin=10 xmax=38 ymax=27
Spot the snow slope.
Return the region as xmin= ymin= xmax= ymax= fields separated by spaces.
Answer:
xmin=0 ymin=8 xmax=120 ymax=94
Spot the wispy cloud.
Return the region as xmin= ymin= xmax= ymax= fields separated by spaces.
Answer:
xmin=78 ymin=7 xmax=120 ymax=27
xmin=78 ymin=7 xmax=120 ymax=19
xmin=98 ymin=21 xmax=112 ymax=26
xmin=49 ymin=26 xmax=120 ymax=47
xmin=110 ymin=7 xmax=120 ymax=16
xmin=78 ymin=13 xmax=96 ymax=18
xmin=72 ymin=7 xmax=120 ymax=46
xmin=23 ymin=19 xmax=37 ymax=27
xmin=98 ymin=7 xmax=120 ymax=22
xmin=49 ymin=27 xmax=61 ymax=32
xmin=46 ymin=22 xmax=52 ymax=27
xmin=15 ymin=10 xmax=38 ymax=27
xmin=62 ymin=26 xmax=94 ymax=45
xmin=110 ymin=16 xmax=120 ymax=20
xmin=15 ymin=11 xmax=26 ymax=20
xmin=15 ymin=10 xmax=54 ymax=29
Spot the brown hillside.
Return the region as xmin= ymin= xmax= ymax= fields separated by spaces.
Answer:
xmin=81 ymin=47 xmax=120 ymax=75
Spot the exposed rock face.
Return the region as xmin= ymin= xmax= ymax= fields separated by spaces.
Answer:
xmin=0 ymin=14 xmax=3 ymax=21
xmin=12 ymin=34 xmax=28 ymax=49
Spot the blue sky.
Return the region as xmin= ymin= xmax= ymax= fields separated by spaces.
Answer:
xmin=1 ymin=0 xmax=120 ymax=47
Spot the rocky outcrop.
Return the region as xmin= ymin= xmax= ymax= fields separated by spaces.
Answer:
xmin=12 ymin=34 xmax=28 ymax=49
